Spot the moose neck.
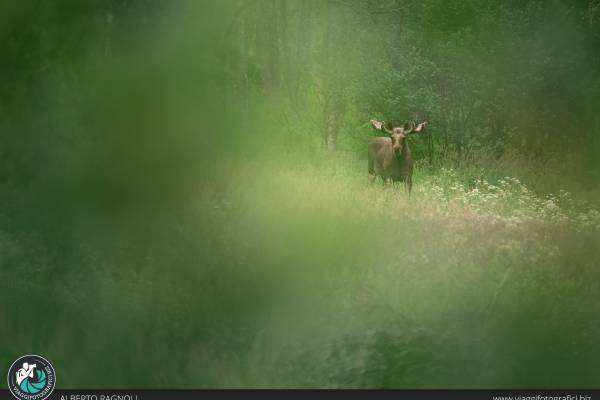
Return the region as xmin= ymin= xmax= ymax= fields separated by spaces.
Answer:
xmin=394 ymin=142 xmax=410 ymax=159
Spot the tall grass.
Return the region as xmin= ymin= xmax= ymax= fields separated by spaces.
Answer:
xmin=2 ymin=155 xmax=598 ymax=388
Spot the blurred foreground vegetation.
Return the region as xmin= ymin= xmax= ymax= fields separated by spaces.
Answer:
xmin=1 ymin=0 xmax=600 ymax=388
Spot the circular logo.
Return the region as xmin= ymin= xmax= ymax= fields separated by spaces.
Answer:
xmin=7 ymin=355 xmax=56 ymax=400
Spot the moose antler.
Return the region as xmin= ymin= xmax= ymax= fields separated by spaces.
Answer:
xmin=371 ymin=118 xmax=428 ymax=135
xmin=403 ymin=121 xmax=416 ymax=134
xmin=405 ymin=121 xmax=428 ymax=135
xmin=370 ymin=119 xmax=392 ymax=134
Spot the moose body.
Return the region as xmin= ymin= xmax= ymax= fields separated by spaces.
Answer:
xmin=368 ymin=136 xmax=413 ymax=185
xmin=368 ymin=119 xmax=428 ymax=194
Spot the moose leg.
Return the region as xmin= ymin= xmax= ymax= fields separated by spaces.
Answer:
xmin=368 ymin=155 xmax=377 ymax=182
xmin=405 ymin=175 xmax=413 ymax=197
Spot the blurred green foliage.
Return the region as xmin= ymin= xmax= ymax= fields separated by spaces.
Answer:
xmin=1 ymin=0 xmax=599 ymax=389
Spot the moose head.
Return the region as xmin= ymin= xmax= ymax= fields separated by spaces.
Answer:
xmin=370 ymin=119 xmax=428 ymax=156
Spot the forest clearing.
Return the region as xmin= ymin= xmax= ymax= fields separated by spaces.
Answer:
xmin=1 ymin=0 xmax=600 ymax=390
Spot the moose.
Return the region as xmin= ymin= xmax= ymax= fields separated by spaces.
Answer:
xmin=368 ymin=118 xmax=428 ymax=194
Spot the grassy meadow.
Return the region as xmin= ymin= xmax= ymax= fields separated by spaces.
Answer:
xmin=3 ymin=154 xmax=599 ymax=388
